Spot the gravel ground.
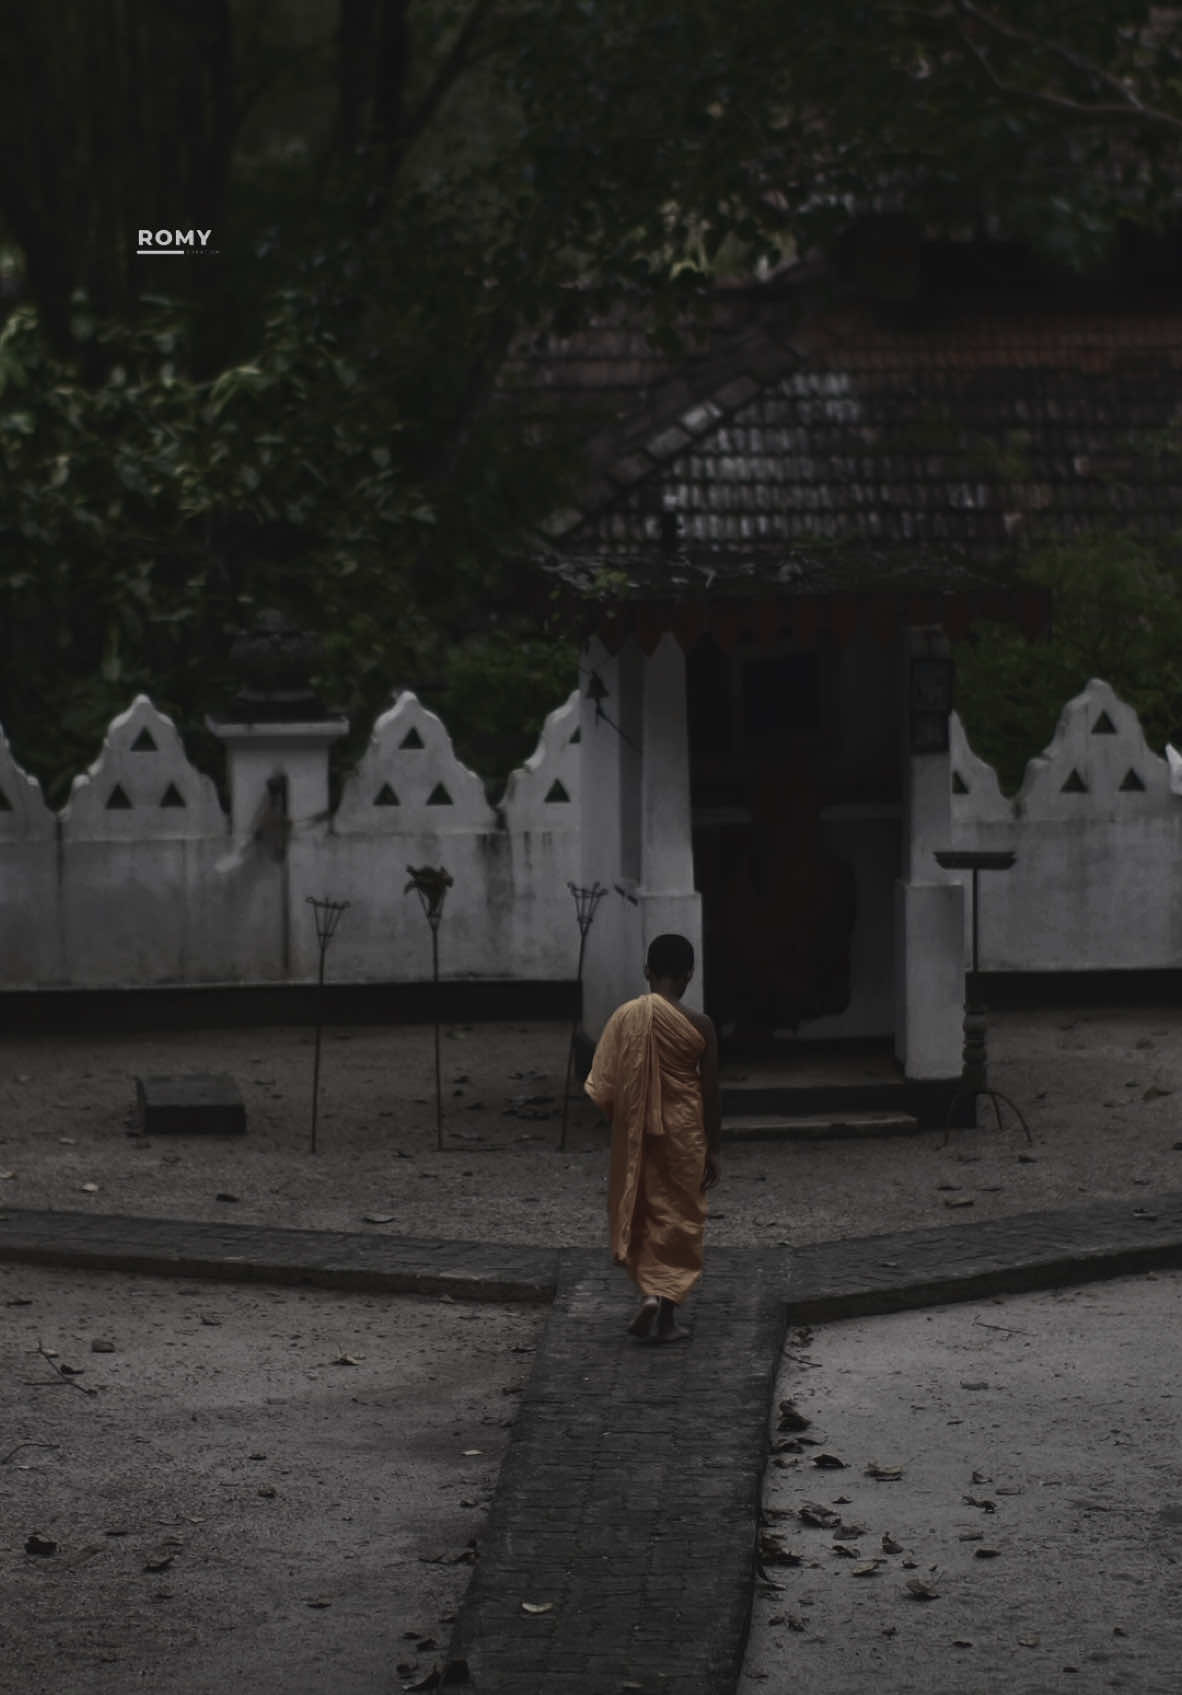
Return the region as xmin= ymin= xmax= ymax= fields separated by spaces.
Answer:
xmin=3 ymin=1006 xmax=1182 ymax=1247
xmin=1 ymin=1264 xmax=543 ymax=1695
xmin=3 ymin=1004 xmax=1182 ymax=1694
xmin=743 ymin=1273 xmax=1182 ymax=1695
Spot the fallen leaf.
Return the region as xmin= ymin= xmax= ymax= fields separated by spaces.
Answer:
xmin=975 ymin=1547 xmax=1001 ymax=1559
xmin=521 ymin=1601 xmax=553 ymax=1614
xmin=306 ymin=1597 xmax=332 ymax=1609
xmin=143 ymin=1553 xmax=173 ymax=1572
xmin=963 ymin=1495 xmax=997 ymax=1513
xmin=25 ymin=1533 xmax=57 ymax=1556
xmin=364 ymin=1214 xmax=396 ymax=1224
xmin=960 ymin=1380 xmax=990 ymax=1392
xmin=995 ymin=1484 xmax=1023 ymax=1496
xmin=813 ymin=1452 xmax=847 ymax=1469
xmin=852 ymin=1560 xmax=883 ymax=1576
xmin=905 ymin=1575 xmax=941 ymax=1600
xmin=944 ymin=1197 xmax=975 ymax=1208
xmin=0 ymin=1171 xmax=14 ymax=1181
xmin=462 ymin=1449 xmax=483 ymax=1457
xmin=799 ymin=1504 xmax=842 ymax=1529
xmin=333 ymin=1353 xmax=364 ymax=1366
xmin=786 ymin=1615 xmax=807 ymax=1632
xmin=215 ymin=1192 xmax=239 ymax=1203
xmin=777 ymin=1400 xmax=811 ymax=1432
xmin=200 ymin=1315 xmax=221 ymax=1327
xmin=865 ymin=1462 xmax=905 ymax=1480
xmin=882 ymin=1534 xmax=903 ymax=1554
xmin=91 ymin=1339 xmax=115 ymax=1354
xmin=1143 ymin=1087 xmax=1173 ymax=1101
xmin=80 ymin=1182 xmax=99 ymax=1193
xmin=759 ymin=1533 xmax=803 ymax=1566
xmin=952 ymin=1638 xmax=974 ymax=1648
xmin=1018 ymin=1635 xmax=1040 ymax=1648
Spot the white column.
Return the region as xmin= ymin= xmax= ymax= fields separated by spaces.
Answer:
xmin=639 ymin=633 xmax=703 ymax=1012
xmin=208 ymin=716 xmax=348 ymax=978
xmin=579 ymin=639 xmax=641 ymax=1038
xmin=894 ymin=628 xmax=963 ymax=1079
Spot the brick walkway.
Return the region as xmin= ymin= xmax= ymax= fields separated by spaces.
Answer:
xmin=5 ymin=1196 xmax=1182 ymax=1693
xmin=446 ymin=1248 xmax=790 ymax=1695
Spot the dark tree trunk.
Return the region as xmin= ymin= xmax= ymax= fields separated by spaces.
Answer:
xmin=336 ymin=0 xmax=378 ymax=154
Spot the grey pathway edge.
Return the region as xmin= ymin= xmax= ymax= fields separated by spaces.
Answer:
xmin=5 ymin=1193 xmax=1182 ymax=1317
xmin=445 ymin=1248 xmax=791 ymax=1695
xmin=0 ymin=1207 xmax=556 ymax=1302
xmin=6 ymin=1200 xmax=1182 ymax=1691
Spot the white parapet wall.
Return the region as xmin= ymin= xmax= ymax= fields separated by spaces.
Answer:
xmin=4 ymin=674 xmax=1182 ymax=993
xmin=949 ymin=679 xmax=1182 ymax=971
xmin=0 ymin=689 xmax=582 ymax=989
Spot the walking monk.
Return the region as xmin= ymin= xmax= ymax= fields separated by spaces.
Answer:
xmin=584 ymin=934 xmax=721 ymax=1342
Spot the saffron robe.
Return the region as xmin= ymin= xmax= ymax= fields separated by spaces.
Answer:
xmin=584 ymin=992 xmax=708 ymax=1303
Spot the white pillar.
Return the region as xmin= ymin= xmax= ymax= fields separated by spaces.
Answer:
xmin=208 ymin=715 xmax=348 ymax=977
xmin=638 ymin=633 xmax=702 ymax=1011
xmin=579 ymin=639 xmax=642 ymax=1038
xmin=894 ymin=628 xmax=963 ymax=1079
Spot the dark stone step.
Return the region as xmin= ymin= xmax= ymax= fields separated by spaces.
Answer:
xmin=135 ymin=1073 xmax=246 ymax=1135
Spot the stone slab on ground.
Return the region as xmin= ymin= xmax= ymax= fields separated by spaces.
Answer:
xmin=447 ymin=1247 xmax=791 ymax=1695
xmin=788 ymin=1189 xmax=1182 ymax=1320
xmin=0 ymin=1208 xmax=556 ymax=1303
xmin=135 ymin=1073 xmax=247 ymax=1135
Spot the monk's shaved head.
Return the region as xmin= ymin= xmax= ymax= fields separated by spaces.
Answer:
xmin=646 ymin=933 xmax=694 ymax=980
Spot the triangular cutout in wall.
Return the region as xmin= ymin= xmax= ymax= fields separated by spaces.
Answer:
xmin=568 ymin=727 xmax=581 ymax=744
xmin=131 ymin=726 xmax=158 ymax=751
xmin=399 ymin=726 xmax=424 ymax=749
xmin=1119 ymin=768 xmax=1146 ymax=792
xmin=159 ymin=783 xmax=186 ymax=808
xmin=1060 ymin=768 xmax=1088 ymax=793
xmin=106 ymin=783 xmax=133 ymax=809
xmin=545 ymin=779 xmax=571 ymax=803
xmin=374 ymin=783 xmax=400 ymax=806
xmin=952 ymin=771 xmax=969 ymax=795
xmin=1091 ymin=710 xmax=1117 ymax=734
xmin=0 ymin=787 xmax=11 ymax=811
xmin=426 ymin=782 xmax=453 ymax=805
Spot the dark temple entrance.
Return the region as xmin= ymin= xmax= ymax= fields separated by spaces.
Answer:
xmin=687 ymin=633 xmax=856 ymax=1044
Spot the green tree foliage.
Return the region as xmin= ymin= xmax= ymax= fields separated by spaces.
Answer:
xmin=954 ymin=533 xmax=1182 ymax=794
xmin=3 ymin=0 xmax=1182 ymax=806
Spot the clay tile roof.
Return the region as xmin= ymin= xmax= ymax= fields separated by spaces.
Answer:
xmin=509 ymin=274 xmax=1182 ymax=599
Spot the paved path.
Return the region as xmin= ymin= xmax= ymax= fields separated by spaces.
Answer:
xmin=6 ymin=1195 xmax=1182 ymax=1694
xmin=447 ymin=1248 xmax=790 ymax=1695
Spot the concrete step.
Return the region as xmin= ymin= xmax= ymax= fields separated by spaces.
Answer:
xmin=722 ymin=1109 xmax=921 ymax=1142
xmin=721 ymin=1079 xmax=912 ymax=1115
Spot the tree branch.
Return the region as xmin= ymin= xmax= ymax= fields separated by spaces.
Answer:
xmin=948 ymin=0 xmax=1182 ymax=135
xmin=401 ymin=0 xmax=498 ymax=153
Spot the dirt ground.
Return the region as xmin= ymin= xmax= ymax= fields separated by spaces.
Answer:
xmin=2 ymin=1005 xmax=1182 ymax=1246
xmin=743 ymin=1273 xmax=1182 ymax=1695
xmin=3 ymin=1005 xmax=1182 ymax=1693
xmin=0 ymin=1263 xmax=542 ymax=1695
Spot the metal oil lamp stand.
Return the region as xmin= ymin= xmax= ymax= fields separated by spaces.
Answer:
xmin=933 ymin=850 xmax=1032 ymax=1147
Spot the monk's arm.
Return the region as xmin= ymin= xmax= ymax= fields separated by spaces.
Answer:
xmin=700 ymin=1016 xmax=722 ymax=1158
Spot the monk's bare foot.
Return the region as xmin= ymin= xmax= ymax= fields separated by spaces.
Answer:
xmin=628 ymin=1297 xmax=659 ymax=1338
xmin=654 ymin=1322 xmax=691 ymax=1344
xmin=654 ymin=1298 xmax=690 ymax=1343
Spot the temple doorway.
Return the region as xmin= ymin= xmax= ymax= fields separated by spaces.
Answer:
xmin=687 ymin=633 xmax=856 ymax=1045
